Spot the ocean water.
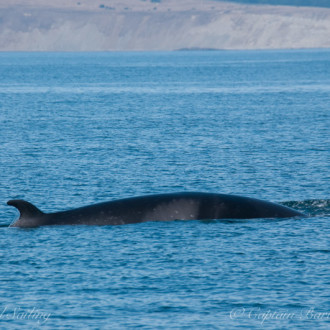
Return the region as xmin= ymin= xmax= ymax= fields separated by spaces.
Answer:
xmin=0 ymin=50 xmax=329 ymax=329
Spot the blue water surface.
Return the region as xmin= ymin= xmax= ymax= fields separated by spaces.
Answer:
xmin=0 ymin=50 xmax=329 ymax=329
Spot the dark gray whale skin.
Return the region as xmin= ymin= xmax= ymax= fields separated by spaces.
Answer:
xmin=7 ymin=192 xmax=304 ymax=228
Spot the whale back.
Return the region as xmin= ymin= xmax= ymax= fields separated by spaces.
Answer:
xmin=7 ymin=193 xmax=305 ymax=228
xmin=7 ymin=200 xmax=45 ymax=227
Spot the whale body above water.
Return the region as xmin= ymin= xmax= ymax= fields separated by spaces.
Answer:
xmin=7 ymin=192 xmax=305 ymax=228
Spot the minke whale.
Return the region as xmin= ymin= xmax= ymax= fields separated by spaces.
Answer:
xmin=7 ymin=192 xmax=304 ymax=228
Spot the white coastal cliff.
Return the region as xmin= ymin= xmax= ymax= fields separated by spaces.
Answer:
xmin=0 ymin=0 xmax=330 ymax=51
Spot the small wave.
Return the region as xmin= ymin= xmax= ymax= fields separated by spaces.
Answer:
xmin=282 ymin=199 xmax=330 ymax=217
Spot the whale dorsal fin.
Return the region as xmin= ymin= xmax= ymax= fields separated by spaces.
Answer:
xmin=7 ymin=200 xmax=44 ymax=219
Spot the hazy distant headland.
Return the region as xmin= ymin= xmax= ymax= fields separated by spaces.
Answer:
xmin=0 ymin=0 xmax=330 ymax=51
xmin=218 ymin=0 xmax=330 ymax=8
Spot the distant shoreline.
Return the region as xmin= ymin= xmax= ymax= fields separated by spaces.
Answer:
xmin=1 ymin=0 xmax=330 ymax=51
xmin=1 ymin=48 xmax=330 ymax=54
